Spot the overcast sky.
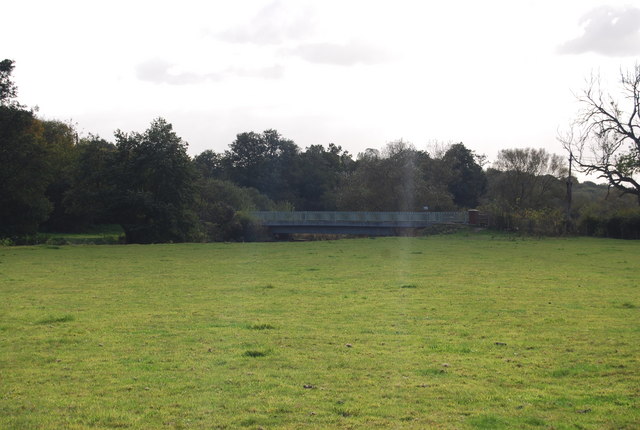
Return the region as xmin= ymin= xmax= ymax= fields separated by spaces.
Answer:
xmin=4 ymin=0 xmax=640 ymax=165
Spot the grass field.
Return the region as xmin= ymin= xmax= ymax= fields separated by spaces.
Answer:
xmin=0 ymin=234 xmax=638 ymax=429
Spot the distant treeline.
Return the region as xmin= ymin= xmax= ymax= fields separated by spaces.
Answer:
xmin=2 ymin=60 xmax=639 ymax=243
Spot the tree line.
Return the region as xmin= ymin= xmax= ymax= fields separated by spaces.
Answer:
xmin=2 ymin=59 xmax=639 ymax=243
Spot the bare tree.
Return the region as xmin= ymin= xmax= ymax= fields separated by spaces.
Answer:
xmin=561 ymin=65 xmax=640 ymax=204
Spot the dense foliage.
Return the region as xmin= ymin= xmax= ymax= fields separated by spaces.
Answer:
xmin=1 ymin=59 xmax=638 ymax=242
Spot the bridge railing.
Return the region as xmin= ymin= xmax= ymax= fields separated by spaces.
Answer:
xmin=251 ymin=211 xmax=468 ymax=226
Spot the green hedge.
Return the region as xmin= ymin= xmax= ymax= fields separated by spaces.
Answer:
xmin=578 ymin=209 xmax=640 ymax=239
xmin=484 ymin=208 xmax=566 ymax=236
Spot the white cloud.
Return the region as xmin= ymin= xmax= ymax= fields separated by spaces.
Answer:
xmin=216 ymin=0 xmax=315 ymax=45
xmin=209 ymin=1 xmax=392 ymax=68
xmin=289 ymin=41 xmax=392 ymax=66
xmin=229 ymin=64 xmax=285 ymax=79
xmin=136 ymin=59 xmax=221 ymax=85
xmin=558 ymin=5 xmax=640 ymax=56
xmin=136 ymin=59 xmax=283 ymax=85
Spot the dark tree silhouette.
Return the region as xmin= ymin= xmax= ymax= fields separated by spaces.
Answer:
xmin=0 ymin=59 xmax=18 ymax=105
xmin=442 ymin=143 xmax=486 ymax=208
xmin=111 ymin=118 xmax=197 ymax=243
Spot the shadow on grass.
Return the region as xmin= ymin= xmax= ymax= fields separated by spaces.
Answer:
xmin=248 ymin=323 xmax=276 ymax=330
xmin=37 ymin=315 xmax=75 ymax=324
xmin=243 ymin=350 xmax=269 ymax=357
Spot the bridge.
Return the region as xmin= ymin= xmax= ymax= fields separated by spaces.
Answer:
xmin=252 ymin=211 xmax=471 ymax=236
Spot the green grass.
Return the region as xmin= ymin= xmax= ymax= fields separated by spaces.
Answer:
xmin=44 ymin=224 xmax=125 ymax=245
xmin=0 ymin=235 xmax=638 ymax=429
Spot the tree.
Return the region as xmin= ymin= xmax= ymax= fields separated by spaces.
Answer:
xmin=441 ymin=143 xmax=486 ymax=208
xmin=111 ymin=118 xmax=198 ymax=243
xmin=0 ymin=59 xmax=18 ymax=106
xmin=63 ymin=135 xmax=117 ymax=227
xmin=294 ymin=143 xmax=353 ymax=210
xmin=335 ymin=140 xmax=455 ymax=211
xmin=194 ymin=178 xmax=275 ymax=242
xmin=223 ymin=129 xmax=300 ymax=203
xmin=489 ymin=148 xmax=567 ymax=210
xmin=0 ymin=107 xmax=53 ymax=236
xmin=193 ymin=149 xmax=224 ymax=179
xmin=0 ymin=60 xmax=60 ymax=237
xmin=39 ymin=120 xmax=80 ymax=231
xmin=562 ymin=65 xmax=640 ymax=204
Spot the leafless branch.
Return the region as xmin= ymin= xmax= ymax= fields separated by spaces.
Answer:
xmin=562 ymin=64 xmax=640 ymax=204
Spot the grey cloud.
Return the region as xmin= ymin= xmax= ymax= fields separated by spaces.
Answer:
xmin=290 ymin=41 xmax=392 ymax=66
xmin=136 ymin=59 xmax=283 ymax=85
xmin=217 ymin=0 xmax=314 ymax=45
xmin=558 ymin=6 xmax=640 ymax=56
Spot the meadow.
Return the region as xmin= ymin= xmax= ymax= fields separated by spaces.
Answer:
xmin=0 ymin=234 xmax=638 ymax=429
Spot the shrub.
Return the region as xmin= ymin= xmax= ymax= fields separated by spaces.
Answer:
xmin=482 ymin=207 xmax=566 ymax=236
xmin=577 ymin=208 xmax=640 ymax=239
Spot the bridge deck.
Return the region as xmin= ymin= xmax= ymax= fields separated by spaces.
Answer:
xmin=252 ymin=211 xmax=468 ymax=235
